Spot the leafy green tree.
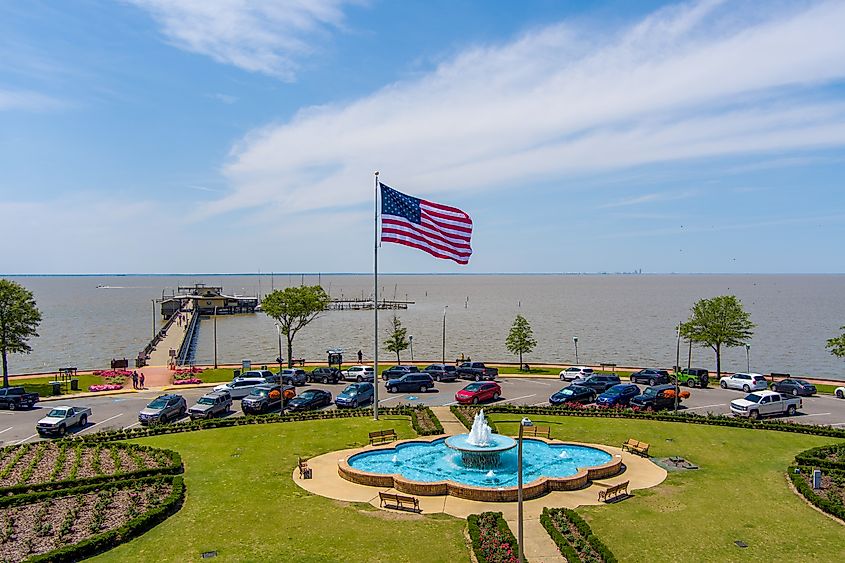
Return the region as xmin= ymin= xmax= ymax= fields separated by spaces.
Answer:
xmin=261 ymin=286 xmax=330 ymax=368
xmin=680 ymin=295 xmax=755 ymax=380
xmin=826 ymin=327 xmax=845 ymax=358
xmin=506 ymin=314 xmax=537 ymax=370
xmin=0 ymin=279 xmax=42 ymax=388
xmin=384 ymin=315 xmax=409 ymax=364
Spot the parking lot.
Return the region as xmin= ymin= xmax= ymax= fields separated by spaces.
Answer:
xmin=2 ymin=376 xmax=844 ymax=446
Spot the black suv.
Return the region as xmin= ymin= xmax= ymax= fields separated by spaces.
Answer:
xmin=630 ymin=368 xmax=670 ymax=386
xmin=381 ymin=365 xmax=420 ymax=381
xmin=308 ymin=367 xmax=342 ymax=384
xmin=385 ymin=373 xmax=434 ymax=393
xmin=630 ymin=384 xmax=679 ymax=411
xmin=572 ymin=374 xmax=621 ymax=393
xmin=423 ymin=364 xmax=458 ymax=382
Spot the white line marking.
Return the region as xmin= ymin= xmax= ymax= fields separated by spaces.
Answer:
xmin=500 ymin=394 xmax=537 ymax=404
xmin=13 ymin=434 xmax=37 ymax=445
xmin=76 ymin=413 xmax=122 ymax=434
xmin=533 ymin=402 xmax=549 ymax=407
xmin=684 ymin=404 xmax=726 ymax=411
xmin=125 ymin=421 xmax=142 ymax=429
xmin=784 ymin=413 xmax=831 ymax=419
xmin=0 ymin=427 xmax=14 ymax=434
xmin=443 ymin=401 xmax=458 ymax=406
xmin=378 ymin=395 xmax=404 ymax=404
xmin=829 ymin=422 xmax=845 ymax=427
xmin=531 ymin=381 xmax=551 ymax=386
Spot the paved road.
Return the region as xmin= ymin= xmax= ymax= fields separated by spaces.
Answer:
xmin=2 ymin=378 xmax=844 ymax=446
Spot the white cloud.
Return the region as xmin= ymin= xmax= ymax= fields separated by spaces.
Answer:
xmin=203 ymin=0 xmax=845 ymax=219
xmin=130 ymin=0 xmax=360 ymax=80
xmin=0 ymin=88 xmax=64 ymax=111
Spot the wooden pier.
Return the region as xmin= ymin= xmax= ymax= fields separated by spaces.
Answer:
xmin=327 ymin=298 xmax=414 ymax=311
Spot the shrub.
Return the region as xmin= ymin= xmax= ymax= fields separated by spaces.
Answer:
xmin=467 ymin=512 xmax=522 ymax=563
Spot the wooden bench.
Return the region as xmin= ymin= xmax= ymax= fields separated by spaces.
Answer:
xmin=379 ymin=491 xmax=420 ymax=512
xmin=523 ymin=425 xmax=551 ymax=439
xmin=369 ymin=429 xmax=398 ymax=445
xmin=292 ymin=358 xmax=306 ymax=367
xmin=298 ymin=457 xmax=312 ymax=479
xmin=598 ymin=480 xmax=629 ymax=502
xmin=621 ymin=438 xmax=650 ymax=457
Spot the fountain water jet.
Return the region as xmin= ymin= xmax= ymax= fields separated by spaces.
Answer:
xmin=444 ymin=410 xmax=517 ymax=469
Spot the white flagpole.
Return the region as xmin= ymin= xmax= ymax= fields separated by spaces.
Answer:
xmin=373 ymin=171 xmax=380 ymax=421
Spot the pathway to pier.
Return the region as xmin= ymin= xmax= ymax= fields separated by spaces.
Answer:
xmin=144 ymin=301 xmax=196 ymax=387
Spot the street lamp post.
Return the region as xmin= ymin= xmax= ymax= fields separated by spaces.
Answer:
xmin=572 ymin=337 xmax=579 ymax=364
xmin=213 ymin=306 xmax=218 ymax=369
xmin=518 ymin=417 xmax=533 ymax=563
xmin=151 ymin=299 xmax=156 ymax=340
xmin=276 ymin=324 xmax=283 ymax=370
xmin=745 ymin=344 xmax=750 ymax=372
xmin=409 ymin=335 xmax=414 ymax=363
xmin=441 ymin=306 xmax=448 ymax=365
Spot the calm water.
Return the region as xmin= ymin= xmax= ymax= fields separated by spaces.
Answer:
xmin=6 ymin=274 xmax=845 ymax=380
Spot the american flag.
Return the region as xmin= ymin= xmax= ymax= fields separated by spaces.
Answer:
xmin=380 ymin=183 xmax=473 ymax=264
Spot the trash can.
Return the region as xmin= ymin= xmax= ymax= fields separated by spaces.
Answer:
xmin=233 ymin=369 xmax=241 ymax=379
xmin=242 ymin=359 xmax=251 ymax=371
xmin=49 ymin=381 xmax=61 ymax=396
xmin=70 ymin=379 xmax=79 ymax=391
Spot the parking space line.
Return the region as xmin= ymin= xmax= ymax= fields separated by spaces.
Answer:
xmin=533 ymin=402 xmax=549 ymax=407
xmin=76 ymin=414 xmax=122 ymax=434
xmin=13 ymin=434 xmax=37 ymax=445
xmin=0 ymin=427 xmax=13 ymax=434
xmin=785 ymin=413 xmax=831 ymax=419
xmin=500 ymin=394 xmax=536 ymax=404
xmin=443 ymin=401 xmax=458 ymax=406
xmin=378 ymin=395 xmax=404 ymax=404
xmin=125 ymin=421 xmax=142 ymax=429
xmin=684 ymin=404 xmax=726 ymax=411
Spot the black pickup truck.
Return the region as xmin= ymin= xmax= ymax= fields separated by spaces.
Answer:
xmin=457 ymin=362 xmax=499 ymax=381
xmin=0 ymin=386 xmax=40 ymax=410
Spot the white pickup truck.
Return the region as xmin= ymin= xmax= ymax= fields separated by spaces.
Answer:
xmin=730 ymin=390 xmax=801 ymax=420
xmin=36 ymin=406 xmax=92 ymax=437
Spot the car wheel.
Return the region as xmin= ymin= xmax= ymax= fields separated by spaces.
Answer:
xmin=749 ymin=410 xmax=760 ymax=420
xmin=58 ymin=424 xmax=66 ymax=436
xmin=8 ymin=402 xmax=16 ymax=411
xmin=742 ymin=385 xmax=750 ymax=393
xmin=472 ymin=397 xmax=479 ymax=405
xmin=791 ymin=389 xmax=798 ymax=396
xmin=837 ymin=389 xmax=844 ymax=399
xmin=787 ymin=405 xmax=796 ymax=416
xmin=80 ymin=415 xmax=87 ymax=427
xmin=357 ymin=376 xmax=363 ymax=382
xmin=492 ymin=392 xmax=500 ymax=400
xmin=687 ymin=379 xmax=696 ymax=388
xmin=321 ymin=377 xmax=328 ymax=384
xmin=351 ymin=400 xmax=358 ymax=409
xmin=649 ymin=379 xmax=656 ymax=386
xmin=720 ymin=381 xmax=727 ymax=389
xmin=390 ymin=386 xmax=398 ymax=393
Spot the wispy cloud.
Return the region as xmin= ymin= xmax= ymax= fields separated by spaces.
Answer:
xmin=599 ymin=190 xmax=699 ymax=208
xmin=129 ymin=0 xmax=361 ymax=80
xmin=0 ymin=88 xmax=64 ymax=111
xmin=208 ymin=93 xmax=238 ymax=104
xmin=199 ymin=1 xmax=845 ymax=219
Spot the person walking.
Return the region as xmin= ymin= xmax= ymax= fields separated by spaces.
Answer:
xmin=357 ymin=350 xmax=363 ymax=363
xmin=132 ymin=371 xmax=138 ymax=390
xmin=139 ymin=372 xmax=145 ymax=389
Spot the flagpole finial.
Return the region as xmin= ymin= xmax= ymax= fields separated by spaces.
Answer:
xmin=374 ymin=171 xmax=379 ymax=176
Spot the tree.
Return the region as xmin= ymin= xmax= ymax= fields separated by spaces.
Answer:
xmin=505 ymin=314 xmax=537 ymax=370
xmin=0 ymin=279 xmax=42 ymax=388
xmin=261 ymin=286 xmax=330 ymax=368
xmin=384 ymin=315 xmax=409 ymax=364
xmin=680 ymin=295 xmax=754 ymax=380
xmin=826 ymin=327 xmax=845 ymax=358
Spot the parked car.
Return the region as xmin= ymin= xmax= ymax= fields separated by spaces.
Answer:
xmin=572 ymin=374 xmax=621 ymax=393
xmin=0 ymin=386 xmax=39 ymax=410
xmin=335 ymin=383 xmax=374 ymax=408
xmin=341 ymin=365 xmax=375 ymax=382
xmin=213 ymin=377 xmax=267 ymax=399
xmin=240 ymin=370 xmax=275 ymax=380
xmin=423 ymin=364 xmax=458 ymax=382
xmin=559 ymin=366 xmax=593 ymax=381
xmin=836 ymin=386 xmax=845 ymax=399
xmin=138 ymin=394 xmax=187 ymax=425
xmin=287 ymin=389 xmax=333 ymax=411
xmin=771 ymin=378 xmax=816 ymax=397
xmin=386 ymin=373 xmax=434 ymax=393
xmin=188 ymin=391 xmax=232 ymax=420
xmin=455 ymin=382 xmax=502 ymax=405
xmin=279 ymin=369 xmax=308 ymax=386
xmin=596 ymin=384 xmax=641 ymax=407
xmin=720 ymin=372 xmax=768 ymax=392
xmin=381 ymin=365 xmax=420 ymax=381
xmin=549 ymin=385 xmax=596 ymax=405
xmin=630 ymin=368 xmax=670 ymax=386
xmin=677 ymin=368 xmax=710 ymax=388
xmin=36 ymin=406 xmax=91 ymax=437
xmin=630 ymin=384 xmax=686 ymax=411
xmin=457 ymin=362 xmax=499 ymax=381
xmin=308 ymin=367 xmax=342 ymax=384
xmin=242 ymin=384 xmax=294 ymax=414
xmin=730 ymin=390 xmax=802 ymax=419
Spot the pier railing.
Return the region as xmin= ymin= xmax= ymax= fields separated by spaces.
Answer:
xmin=176 ymin=308 xmax=199 ymax=366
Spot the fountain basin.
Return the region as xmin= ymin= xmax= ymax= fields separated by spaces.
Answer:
xmin=340 ymin=437 xmax=623 ymax=502
xmin=444 ymin=434 xmax=517 ymax=469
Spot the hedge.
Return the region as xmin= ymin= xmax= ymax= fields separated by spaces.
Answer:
xmin=540 ymin=507 xmax=617 ymax=562
xmin=788 ymin=466 xmax=845 ymax=522
xmin=794 ymin=443 xmax=845 ymax=471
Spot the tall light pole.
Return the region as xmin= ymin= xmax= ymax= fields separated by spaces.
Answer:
xmin=518 ymin=417 xmax=533 ymax=563
xmin=745 ymin=344 xmax=750 ymax=372
xmin=151 ymin=299 xmax=156 ymax=340
xmin=674 ymin=322 xmax=681 ymax=412
xmin=213 ymin=306 xmax=218 ymax=369
xmin=441 ymin=306 xmax=448 ymax=365
xmin=276 ymin=324 xmax=283 ymax=371
xmin=572 ymin=337 xmax=579 ymax=365
xmin=409 ymin=335 xmax=414 ymax=363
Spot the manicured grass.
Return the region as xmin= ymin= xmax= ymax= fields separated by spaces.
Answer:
xmin=194 ymin=368 xmax=237 ymax=383
xmin=90 ymin=417 xmax=469 ymax=563
xmin=9 ymin=374 xmax=106 ymax=397
xmin=490 ymin=414 xmax=845 ymax=562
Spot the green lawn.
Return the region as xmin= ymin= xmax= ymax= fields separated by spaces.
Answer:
xmin=9 ymin=374 xmax=107 ymax=397
xmin=490 ymin=414 xmax=845 ymax=562
xmin=91 ymin=416 xmax=469 ymax=563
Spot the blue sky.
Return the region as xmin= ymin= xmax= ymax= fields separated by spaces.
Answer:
xmin=1 ymin=0 xmax=844 ymax=274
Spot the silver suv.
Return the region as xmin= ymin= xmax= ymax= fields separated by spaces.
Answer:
xmin=139 ymin=394 xmax=187 ymax=425
xmin=213 ymin=377 xmax=267 ymax=399
xmin=188 ymin=391 xmax=232 ymax=420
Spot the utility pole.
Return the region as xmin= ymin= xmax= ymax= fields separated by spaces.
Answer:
xmin=675 ymin=322 xmax=681 ymax=412
xmin=441 ymin=306 xmax=448 ymax=365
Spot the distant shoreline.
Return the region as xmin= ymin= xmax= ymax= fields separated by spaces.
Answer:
xmin=3 ymin=272 xmax=844 ymax=277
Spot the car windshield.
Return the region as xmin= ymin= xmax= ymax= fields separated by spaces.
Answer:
xmin=559 ymin=389 xmax=574 ymax=396
xmin=793 ymin=379 xmax=809 ymax=385
xmin=743 ymin=394 xmax=762 ymax=403
xmin=342 ymin=386 xmax=357 ymax=396
xmin=464 ymin=383 xmax=483 ymax=391
xmin=197 ymin=398 xmax=215 ymax=405
xmin=604 ymin=387 xmax=624 ymax=396
xmin=642 ymin=388 xmax=658 ymax=397
xmin=47 ymin=409 xmax=67 ymax=417
xmin=250 ymin=389 xmax=269 ymax=397
xmin=300 ymin=391 xmax=318 ymax=399
xmin=147 ymin=399 xmax=168 ymax=409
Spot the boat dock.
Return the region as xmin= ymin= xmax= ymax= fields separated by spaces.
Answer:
xmin=327 ymin=298 xmax=414 ymax=310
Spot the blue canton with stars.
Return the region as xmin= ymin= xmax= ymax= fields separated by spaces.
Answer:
xmin=381 ymin=183 xmax=421 ymax=224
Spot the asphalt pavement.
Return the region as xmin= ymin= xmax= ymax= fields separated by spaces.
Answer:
xmin=2 ymin=377 xmax=844 ymax=446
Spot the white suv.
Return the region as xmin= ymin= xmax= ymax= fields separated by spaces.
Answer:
xmin=559 ymin=366 xmax=593 ymax=381
xmin=719 ymin=372 xmax=768 ymax=392
xmin=341 ymin=365 xmax=375 ymax=382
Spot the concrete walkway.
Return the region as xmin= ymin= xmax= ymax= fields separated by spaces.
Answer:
xmin=430 ymin=406 xmax=468 ymax=436
xmin=147 ymin=302 xmax=194 ymax=368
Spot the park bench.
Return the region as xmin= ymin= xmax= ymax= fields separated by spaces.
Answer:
xmin=523 ymin=425 xmax=551 ymax=439
xmin=292 ymin=358 xmax=306 ymax=367
xmin=369 ymin=429 xmax=398 ymax=445
xmin=621 ymin=438 xmax=650 ymax=457
xmin=298 ymin=457 xmax=312 ymax=479
xmin=379 ymin=491 xmax=420 ymax=512
xmin=597 ymin=480 xmax=629 ymax=502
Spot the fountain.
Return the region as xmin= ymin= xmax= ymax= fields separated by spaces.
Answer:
xmin=444 ymin=410 xmax=517 ymax=469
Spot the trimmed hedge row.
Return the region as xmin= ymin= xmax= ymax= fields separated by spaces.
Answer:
xmin=410 ymin=407 xmax=444 ymax=436
xmin=71 ymin=405 xmax=425 ymax=443
xmin=540 ymin=507 xmax=617 ymax=562
xmin=794 ymin=443 xmax=845 ymax=471
xmin=24 ymin=475 xmax=185 ymax=563
xmin=467 ymin=511 xmax=523 ymax=563
xmin=0 ymin=443 xmax=182 ymax=497
xmin=789 ymin=466 xmax=845 ymax=522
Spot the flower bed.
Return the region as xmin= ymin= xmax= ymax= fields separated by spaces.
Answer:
xmin=91 ymin=370 xmax=132 ymax=378
xmin=467 ymin=512 xmax=521 ymax=563
xmin=87 ymin=384 xmax=123 ymax=392
xmin=172 ymin=378 xmax=202 ymax=385
xmin=410 ymin=407 xmax=444 ymax=435
xmin=540 ymin=507 xmax=617 ymax=562
xmin=173 ymin=367 xmax=204 ymax=376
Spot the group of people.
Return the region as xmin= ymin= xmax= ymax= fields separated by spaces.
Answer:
xmin=131 ymin=371 xmax=145 ymax=390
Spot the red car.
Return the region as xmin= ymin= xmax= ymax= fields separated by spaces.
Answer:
xmin=455 ymin=382 xmax=502 ymax=405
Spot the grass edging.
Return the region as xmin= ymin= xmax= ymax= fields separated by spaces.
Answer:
xmin=540 ymin=507 xmax=617 ymax=562
xmin=467 ymin=512 xmax=524 ymax=563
